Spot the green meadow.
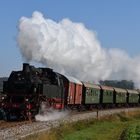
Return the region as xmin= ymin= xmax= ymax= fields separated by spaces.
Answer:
xmin=25 ymin=111 xmax=140 ymax=140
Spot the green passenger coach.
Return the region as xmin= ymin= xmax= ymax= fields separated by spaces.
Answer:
xmin=114 ymin=87 xmax=127 ymax=104
xmin=83 ymin=83 xmax=101 ymax=104
xmin=127 ymin=89 xmax=139 ymax=103
xmin=100 ymin=86 xmax=114 ymax=104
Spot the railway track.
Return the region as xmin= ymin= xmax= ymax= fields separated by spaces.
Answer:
xmin=0 ymin=120 xmax=33 ymax=130
xmin=0 ymin=107 xmax=138 ymax=130
xmin=0 ymin=111 xmax=82 ymax=131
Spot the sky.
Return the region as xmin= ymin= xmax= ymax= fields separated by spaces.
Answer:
xmin=0 ymin=0 xmax=140 ymax=77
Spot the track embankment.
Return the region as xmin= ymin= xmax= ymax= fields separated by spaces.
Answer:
xmin=0 ymin=107 xmax=140 ymax=140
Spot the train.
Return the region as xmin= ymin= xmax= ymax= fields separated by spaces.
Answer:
xmin=0 ymin=63 xmax=140 ymax=120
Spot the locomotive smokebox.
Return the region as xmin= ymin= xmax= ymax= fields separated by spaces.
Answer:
xmin=23 ymin=63 xmax=30 ymax=73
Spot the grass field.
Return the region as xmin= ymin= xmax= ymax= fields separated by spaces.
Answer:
xmin=25 ymin=111 xmax=140 ymax=140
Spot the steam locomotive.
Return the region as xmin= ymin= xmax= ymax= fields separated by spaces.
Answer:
xmin=0 ymin=63 xmax=140 ymax=120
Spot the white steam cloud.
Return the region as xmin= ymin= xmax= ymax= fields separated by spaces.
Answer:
xmin=35 ymin=103 xmax=69 ymax=121
xmin=17 ymin=11 xmax=140 ymax=87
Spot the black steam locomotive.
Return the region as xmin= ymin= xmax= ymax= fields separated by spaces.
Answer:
xmin=1 ymin=63 xmax=77 ymax=120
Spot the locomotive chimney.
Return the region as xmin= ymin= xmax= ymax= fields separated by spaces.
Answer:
xmin=23 ymin=63 xmax=30 ymax=73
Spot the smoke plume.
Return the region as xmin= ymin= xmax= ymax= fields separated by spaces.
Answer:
xmin=17 ymin=11 xmax=140 ymax=88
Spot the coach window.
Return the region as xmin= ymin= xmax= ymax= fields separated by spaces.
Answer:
xmin=107 ymin=91 xmax=109 ymax=95
xmin=95 ymin=90 xmax=97 ymax=95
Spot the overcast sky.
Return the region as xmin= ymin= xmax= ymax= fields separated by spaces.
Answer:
xmin=0 ymin=0 xmax=140 ymax=77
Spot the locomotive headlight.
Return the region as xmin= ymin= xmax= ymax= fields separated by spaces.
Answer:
xmin=25 ymin=98 xmax=29 ymax=102
xmin=1 ymin=96 xmax=5 ymax=100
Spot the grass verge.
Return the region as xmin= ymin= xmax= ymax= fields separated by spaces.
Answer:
xmin=24 ymin=111 xmax=140 ymax=140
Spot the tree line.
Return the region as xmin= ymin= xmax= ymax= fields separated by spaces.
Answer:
xmin=100 ymin=80 xmax=134 ymax=89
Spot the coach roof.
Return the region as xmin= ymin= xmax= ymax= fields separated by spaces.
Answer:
xmin=100 ymin=85 xmax=114 ymax=91
xmin=114 ymin=87 xmax=127 ymax=93
xmin=127 ymin=89 xmax=139 ymax=94
xmin=83 ymin=83 xmax=101 ymax=89
xmin=64 ymin=74 xmax=82 ymax=85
